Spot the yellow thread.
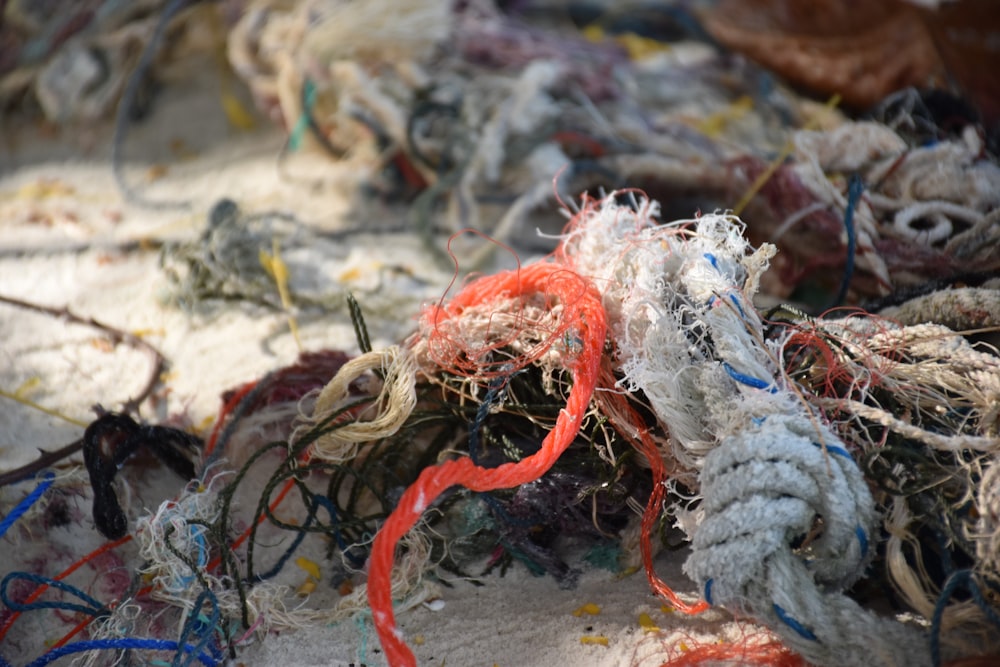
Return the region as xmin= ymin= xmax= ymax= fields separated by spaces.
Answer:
xmin=572 ymin=602 xmax=601 ymax=617
xmin=581 ymin=25 xmax=669 ymax=60
xmin=16 ymin=179 xmax=76 ymax=200
xmin=732 ymin=94 xmax=841 ymax=216
xmin=259 ymin=238 xmax=301 ymax=350
xmin=696 ymin=95 xmax=753 ymax=138
xmin=616 ymin=565 xmax=641 ymax=580
xmin=0 ymin=388 xmax=88 ymax=427
xmin=13 ymin=377 xmax=42 ymax=398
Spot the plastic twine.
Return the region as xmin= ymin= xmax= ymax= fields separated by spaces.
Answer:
xmin=0 ymin=471 xmax=55 ymax=540
xmin=367 ymin=261 xmax=607 ymax=666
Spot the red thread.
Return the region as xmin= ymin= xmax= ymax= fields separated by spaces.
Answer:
xmin=596 ymin=359 xmax=709 ymax=616
xmin=204 ymin=380 xmax=259 ymax=459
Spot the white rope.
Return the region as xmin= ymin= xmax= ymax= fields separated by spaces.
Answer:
xmin=563 ymin=194 xmax=930 ymax=666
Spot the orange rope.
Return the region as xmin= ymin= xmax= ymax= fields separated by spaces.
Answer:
xmin=368 ymin=261 xmax=606 ymax=666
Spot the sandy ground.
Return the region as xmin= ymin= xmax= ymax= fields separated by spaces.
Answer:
xmin=0 ymin=64 xmax=744 ymax=667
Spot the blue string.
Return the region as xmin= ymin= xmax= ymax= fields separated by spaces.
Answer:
xmin=727 ymin=293 xmax=746 ymax=318
xmin=465 ymin=371 xmax=537 ymax=529
xmin=855 ymin=525 xmax=869 ymax=559
xmin=804 ymin=442 xmax=869 ymax=558
xmin=13 ymin=639 xmax=219 ymax=667
xmin=703 ymin=578 xmax=714 ymax=605
xmin=828 ymin=173 xmax=863 ymax=309
xmin=721 ymin=361 xmax=777 ymax=393
xmin=173 ymin=590 xmax=222 ymax=667
xmin=930 ymin=570 xmax=1000 ymax=667
xmin=311 ymin=495 xmax=364 ymax=568
xmin=810 ymin=441 xmax=852 ymax=460
xmin=772 ymin=603 xmax=817 ymax=641
xmin=252 ymin=506 xmax=315 ymax=583
xmin=703 ymin=252 xmax=719 ymax=270
xmin=253 ymin=491 xmax=363 ymax=581
xmin=1 ymin=572 xmax=106 ymax=617
xmin=110 ymin=0 xmax=194 ymax=211
xmin=0 ymin=472 xmax=55 ymax=540
xmin=176 ymin=525 xmax=209 ymax=589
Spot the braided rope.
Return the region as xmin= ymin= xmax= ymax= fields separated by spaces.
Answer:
xmin=561 ymin=195 xmax=930 ymax=666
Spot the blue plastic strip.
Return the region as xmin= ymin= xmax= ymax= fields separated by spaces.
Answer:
xmin=773 ymin=603 xmax=817 ymax=641
xmin=722 ymin=362 xmax=777 ymax=393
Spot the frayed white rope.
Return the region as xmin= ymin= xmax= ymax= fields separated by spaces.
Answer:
xmin=565 ymin=194 xmax=930 ymax=666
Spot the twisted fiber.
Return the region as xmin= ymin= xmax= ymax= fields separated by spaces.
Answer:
xmin=369 ymin=262 xmax=606 ymax=666
xmin=684 ymin=416 xmax=929 ymax=666
xmin=424 ymin=262 xmax=591 ymax=377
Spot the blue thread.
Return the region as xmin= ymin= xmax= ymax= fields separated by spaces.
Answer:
xmin=252 ymin=499 xmax=318 ymax=582
xmin=773 ymin=603 xmax=817 ymax=641
xmin=173 ymin=590 xmax=222 ymax=667
xmin=703 ymin=253 xmax=719 ymax=270
xmin=810 ymin=441 xmax=852 ymax=460
xmin=828 ymin=173 xmax=863 ymax=308
xmin=703 ymin=578 xmax=714 ymax=605
xmin=751 ymin=416 xmax=766 ymax=426
xmin=0 ymin=471 xmax=55 ymax=540
xmin=254 ymin=492 xmax=363 ymax=581
xmin=728 ymin=293 xmax=745 ymax=318
xmin=1 ymin=572 xmax=106 ymax=616
xmin=931 ymin=570 xmax=1000 ymax=667
xmin=722 ymin=362 xmax=776 ymax=393
xmin=855 ymin=525 xmax=869 ymax=559
xmin=177 ymin=525 xmax=209 ymax=589
xmin=312 ymin=495 xmax=364 ymax=568
xmin=19 ymin=639 xmax=219 ymax=667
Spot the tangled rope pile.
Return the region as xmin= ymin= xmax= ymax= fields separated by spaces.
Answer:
xmin=3 ymin=191 xmax=999 ymax=666
xmin=557 ymin=197 xmax=927 ymax=665
xmin=362 ymin=192 xmax=999 ymax=666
